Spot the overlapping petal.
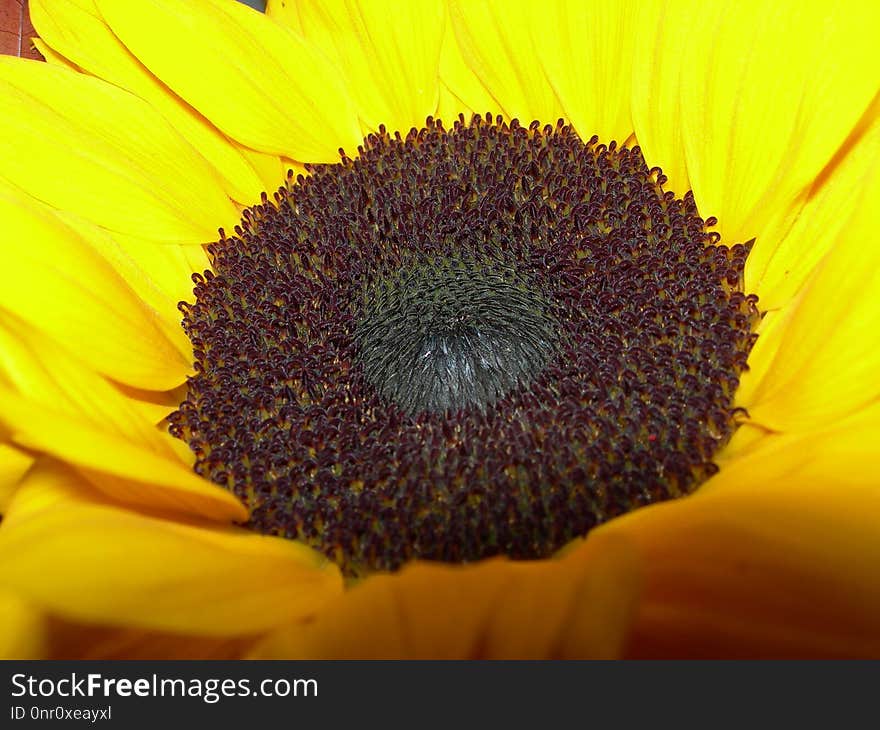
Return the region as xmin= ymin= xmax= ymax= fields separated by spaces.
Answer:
xmin=30 ymin=38 xmax=79 ymax=70
xmin=0 ymin=461 xmax=342 ymax=635
xmin=0 ymin=57 xmax=238 ymax=242
xmin=528 ymin=0 xmax=635 ymax=146
xmin=30 ymin=0 xmax=270 ymax=206
xmin=251 ymin=533 xmax=639 ymax=659
xmin=0 ymin=442 xmax=33 ymax=513
xmin=95 ymin=0 xmax=362 ymax=161
xmin=677 ymin=0 xmax=879 ymax=248
xmin=0 ymin=324 xmax=245 ymax=521
xmin=628 ymin=0 xmax=695 ymax=198
xmin=435 ymin=10 xmax=498 ymax=122
xmin=53 ymin=213 xmax=207 ymax=351
xmin=0 ymin=183 xmax=190 ymax=390
xmin=600 ymin=404 xmax=880 ymax=658
xmin=42 ymin=620 xmax=257 ymax=660
xmin=275 ymin=0 xmax=444 ymax=136
xmin=738 ymin=157 xmax=880 ymax=432
xmin=0 ymin=593 xmax=47 ymax=660
xmin=744 ymin=92 xmax=880 ymax=311
xmin=447 ymin=0 xmax=564 ymax=124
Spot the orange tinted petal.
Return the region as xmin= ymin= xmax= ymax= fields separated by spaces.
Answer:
xmin=251 ymin=533 xmax=639 ymax=659
xmin=0 ymin=593 xmax=48 ymax=660
xmin=601 ymin=407 xmax=880 ymax=658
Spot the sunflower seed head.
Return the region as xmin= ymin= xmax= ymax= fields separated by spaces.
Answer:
xmin=169 ymin=114 xmax=759 ymax=576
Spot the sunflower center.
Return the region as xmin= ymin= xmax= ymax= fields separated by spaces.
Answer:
xmin=354 ymin=253 xmax=559 ymax=415
xmin=170 ymin=114 xmax=760 ymax=576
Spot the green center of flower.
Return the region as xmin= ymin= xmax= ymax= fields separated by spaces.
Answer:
xmin=169 ymin=114 xmax=760 ymax=576
xmin=354 ymin=253 xmax=559 ymax=415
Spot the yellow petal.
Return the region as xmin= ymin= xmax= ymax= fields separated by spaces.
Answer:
xmin=0 ymin=394 xmax=246 ymax=522
xmin=600 ymin=406 xmax=880 ymax=658
xmin=58 ymin=214 xmax=211 ymax=371
xmin=745 ymin=91 xmax=880 ymax=310
xmin=0 ymin=185 xmax=190 ymax=390
xmin=265 ymin=0 xmax=303 ymax=33
xmin=239 ymin=146 xmax=288 ymax=197
xmin=629 ymin=0 xmax=694 ymax=197
xmin=0 ymin=461 xmax=343 ymax=636
xmin=95 ymin=0 xmax=362 ymax=161
xmin=0 ymin=57 xmax=238 ymax=243
xmin=528 ymin=0 xmax=635 ymax=145
xmin=0 ymin=317 xmax=173 ymax=449
xmin=30 ymin=38 xmax=80 ymax=71
xmin=291 ymin=0 xmax=444 ymax=135
xmin=448 ymin=0 xmax=564 ymax=124
xmin=112 ymin=382 xmax=184 ymax=427
xmin=53 ymin=212 xmax=201 ymax=359
xmin=678 ymin=1 xmax=880 ymax=244
xmin=713 ymin=420 xmax=774 ymax=465
xmin=0 ymin=593 xmax=48 ymax=660
xmin=99 ymin=228 xmax=211 ymax=312
xmin=733 ymin=307 xmax=788 ymax=413
xmin=0 ymin=442 xmax=33 ymax=514
xmin=0 ymin=331 xmax=244 ymax=522
xmin=30 ymin=0 xmax=270 ymax=206
xmin=437 ymin=7 xmax=498 ymax=122
xmin=704 ymin=401 xmax=880 ymax=498
xmin=740 ymin=159 xmax=880 ymax=432
xmin=251 ymin=533 xmax=639 ymax=659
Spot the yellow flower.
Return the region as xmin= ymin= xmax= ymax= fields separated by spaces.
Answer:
xmin=0 ymin=0 xmax=878 ymax=658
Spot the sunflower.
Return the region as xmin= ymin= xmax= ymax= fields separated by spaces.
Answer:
xmin=0 ymin=0 xmax=878 ymax=660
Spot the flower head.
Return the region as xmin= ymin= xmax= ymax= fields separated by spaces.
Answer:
xmin=0 ymin=0 xmax=878 ymax=658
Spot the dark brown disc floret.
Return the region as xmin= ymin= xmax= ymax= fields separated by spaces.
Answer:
xmin=169 ymin=114 xmax=760 ymax=575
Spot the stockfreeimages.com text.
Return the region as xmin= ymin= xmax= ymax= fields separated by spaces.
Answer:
xmin=11 ymin=673 xmax=317 ymax=704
